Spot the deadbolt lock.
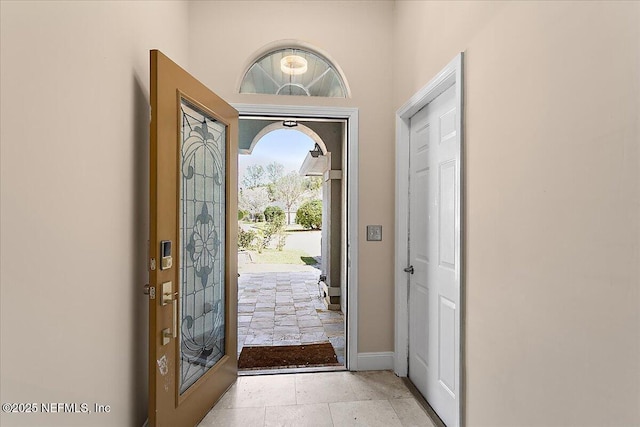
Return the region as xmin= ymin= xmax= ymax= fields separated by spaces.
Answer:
xmin=143 ymin=284 xmax=156 ymax=299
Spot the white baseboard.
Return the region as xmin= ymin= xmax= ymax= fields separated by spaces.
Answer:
xmin=355 ymin=352 xmax=394 ymax=371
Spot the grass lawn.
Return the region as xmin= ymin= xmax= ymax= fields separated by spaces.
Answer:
xmin=243 ymin=222 xmax=314 ymax=233
xmin=252 ymin=248 xmax=317 ymax=265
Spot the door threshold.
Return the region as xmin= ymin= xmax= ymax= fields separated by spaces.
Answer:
xmin=401 ymin=378 xmax=446 ymax=427
xmin=238 ymin=365 xmax=347 ymax=376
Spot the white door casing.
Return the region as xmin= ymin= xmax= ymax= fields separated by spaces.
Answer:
xmin=232 ymin=103 xmax=360 ymax=371
xmin=395 ymin=53 xmax=464 ymax=427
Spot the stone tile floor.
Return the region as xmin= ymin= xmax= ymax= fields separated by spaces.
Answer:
xmin=197 ymin=370 xmax=436 ymax=426
xmin=238 ymin=268 xmax=346 ymax=365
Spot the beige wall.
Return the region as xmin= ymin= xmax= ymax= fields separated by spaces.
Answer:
xmin=187 ymin=0 xmax=396 ymax=353
xmin=2 ymin=1 xmax=638 ymax=426
xmin=394 ymin=1 xmax=640 ymax=425
xmin=0 ymin=1 xmax=189 ymax=426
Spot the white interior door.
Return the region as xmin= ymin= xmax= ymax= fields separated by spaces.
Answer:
xmin=408 ymin=84 xmax=459 ymax=427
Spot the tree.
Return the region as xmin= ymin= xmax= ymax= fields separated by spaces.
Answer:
xmin=266 ymin=161 xmax=284 ymax=185
xmin=305 ymin=176 xmax=323 ymax=192
xmin=296 ymin=199 xmax=322 ymax=229
xmin=265 ymin=162 xmax=285 ymax=202
xmin=274 ymin=171 xmax=307 ymax=224
xmin=242 ymin=164 xmax=265 ymax=189
xmin=238 ymin=186 xmax=269 ymax=221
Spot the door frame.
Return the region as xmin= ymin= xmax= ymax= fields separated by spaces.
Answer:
xmin=232 ymin=103 xmax=360 ymax=370
xmin=394 ymin=53 xmax=464 ymax=425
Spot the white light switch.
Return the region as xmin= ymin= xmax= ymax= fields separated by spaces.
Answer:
xmin=367 ymin=225 xmax=382 ymax=241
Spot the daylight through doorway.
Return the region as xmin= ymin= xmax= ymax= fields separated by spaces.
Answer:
xmin=237 ymin=120 xmax=346 ymax=372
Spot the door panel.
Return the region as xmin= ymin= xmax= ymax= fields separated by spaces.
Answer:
xmin=438 ymin=161 xmax=456 ymax=269
xmin=149 ymin=50 xmax=238 ymax=427
xmin=408 ymin=118 xmax=431 ymax=396
xmin=408 ymin=84 xmax=458 ymax=426
xmin=438 ymin=295 xmax=456 ymax=394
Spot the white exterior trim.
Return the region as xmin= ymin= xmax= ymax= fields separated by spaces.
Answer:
xmin=356 ymin=352 xmax=395 ymax=371
xmin=394 ymin=53 xmax=464 ymax=426
xmin=232 ymin=103 xmax=360 ymax=371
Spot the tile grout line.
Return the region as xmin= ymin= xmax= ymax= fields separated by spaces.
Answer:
xmin=327 ymin=401 xmax=336 ymax=427
xmin=387 ymin=398 xmax=404 ymax=426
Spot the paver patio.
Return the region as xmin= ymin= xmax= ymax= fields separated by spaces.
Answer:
xmin=237 ymin=266 xmax=346 ymax=366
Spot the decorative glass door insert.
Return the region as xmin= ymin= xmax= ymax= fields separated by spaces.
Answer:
xmin=179 ymin=98 xmax=226 ymax=394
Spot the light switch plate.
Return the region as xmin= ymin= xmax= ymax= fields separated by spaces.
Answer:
xmin=367 ymin=225 xmax=382 ymax=241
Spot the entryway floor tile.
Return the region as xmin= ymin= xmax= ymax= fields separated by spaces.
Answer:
xmin=199 ymin=371 xmax=435 ymax=426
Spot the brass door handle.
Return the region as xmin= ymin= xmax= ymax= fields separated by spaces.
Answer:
xmin=161 ymin=281 xmax=178 ymax=305
xmin=160 ymin=282 xmax=178 ymax=340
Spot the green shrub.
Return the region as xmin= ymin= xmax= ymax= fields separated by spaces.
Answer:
xmin=296 ymin=199 xmax=322 ymax=230
xmin=261 ymin=212 xmax=287 ymax=250
xmin=264 ymin=206 xmax=285 ymax=225
xmin=238 ymin=209 xmax=249 ymax=221
xmin=238 ymin=227 xmax=256 ymax=250
xmin=275 ymin=229 xmax=287 ymax=251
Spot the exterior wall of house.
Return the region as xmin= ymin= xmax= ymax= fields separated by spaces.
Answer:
xmin=394 ymin=1 xmax=640 ymax=425
xmin=0 ymin=1 xmax=189 ymax=426
xmin=187 ymin=1 xmax=396 ymax=354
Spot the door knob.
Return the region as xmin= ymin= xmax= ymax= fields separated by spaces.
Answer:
xmin=404 ymin=265 xmax=414 ymax=274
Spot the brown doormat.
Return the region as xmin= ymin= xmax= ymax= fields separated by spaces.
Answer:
xmin=238 ymin=342 xmax=342 ymax=370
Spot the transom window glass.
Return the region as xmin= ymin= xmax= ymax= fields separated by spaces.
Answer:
xmin=240 ymin=48 xmax=347 ymax=98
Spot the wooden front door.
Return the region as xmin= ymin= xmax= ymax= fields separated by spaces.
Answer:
xmin=148 ymin=50 xmax=238 ymax=427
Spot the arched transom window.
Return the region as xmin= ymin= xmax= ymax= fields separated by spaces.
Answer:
xmin=240 ymin=48 xmax=347 ymax=98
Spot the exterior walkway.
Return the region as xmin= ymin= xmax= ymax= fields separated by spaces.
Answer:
xmin=238 ymin=267 xmax=345 ymax=365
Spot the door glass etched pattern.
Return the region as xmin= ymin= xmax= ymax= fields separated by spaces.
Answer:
xmin=179 ymin=99 xmax=226 ymax=394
